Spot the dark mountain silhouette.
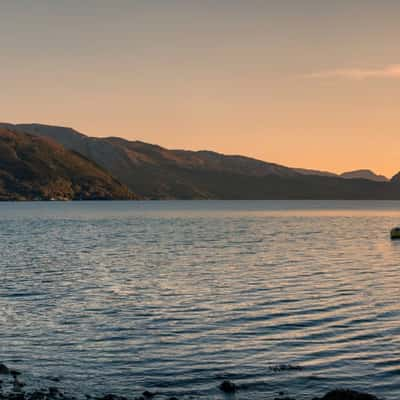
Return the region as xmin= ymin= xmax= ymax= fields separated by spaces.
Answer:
xmin=390 ymin=172 xmax=400 ymax=184
xmin=0 ymin=127 xmax=136 ymax=200
xmin=2 ymin=122 xmax=400 ymax=200
xmin=341 ymin=169 xmax=388 ymax=182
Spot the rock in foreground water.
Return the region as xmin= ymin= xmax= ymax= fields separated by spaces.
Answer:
xmin=219 ymin=380 xmax=237 ymax=393
xmin=0 ymin=367 xmax=382 ymax=400
xmin=318 ymin=389 xmax=379 ymax=400
xmin=0 ymin=363 xmax=10 ymax=374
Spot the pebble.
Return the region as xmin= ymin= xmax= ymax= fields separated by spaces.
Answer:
xmin=219 ymin=380 xmax=237 ymax=394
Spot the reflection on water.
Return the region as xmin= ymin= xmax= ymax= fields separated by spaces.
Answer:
xmin=1 ymin=201 xmax=400 ymax=400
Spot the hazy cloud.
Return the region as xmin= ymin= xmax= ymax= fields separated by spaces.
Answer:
xmin=307 ymin=64 xmax=400 ymax=80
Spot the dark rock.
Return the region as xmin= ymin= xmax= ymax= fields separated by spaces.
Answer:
xmin=219 ymin=380 xmax=237 ymax=394
xmin=320 ymin=389 xmax=379 ymax=400
xmin=48 ymin=387 xmax=60 ymax=398
xmin=99 ymin=395 xmax=127 ymax=400
xmin=142 ymin=392 xmax=156 ymax=399
xmin=29 ymin=390 xmax=47 ymax=400
xmin=0 ymin=364 xmax=10 ymax=375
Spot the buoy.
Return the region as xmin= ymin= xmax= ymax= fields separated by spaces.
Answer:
xmin=391 ymin=227 xmax=400 ymax=240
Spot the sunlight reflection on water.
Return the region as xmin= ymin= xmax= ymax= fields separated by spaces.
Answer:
xmin=1 ymin=201 xmax=400 ymax=400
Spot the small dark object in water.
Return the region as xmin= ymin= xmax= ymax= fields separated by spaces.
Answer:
xmin=319 ymin=389 xmax=379 ymax=400
xmin=270 ymin=364 xmax=304 ymax=372
xmin=0 ymin=363 xmax=10 ymax=374
xmin=219 ymin=380 xmax=237 ymax=393
xmin=99 ymin=395 xmax=128 ymax=400
xmin=142 ymin=392 xmax=156 ymax=399
xmin=391 ymin=227 xmax=400 ymax=240
xmin=48 ymin=387 xmax=62 ymax=398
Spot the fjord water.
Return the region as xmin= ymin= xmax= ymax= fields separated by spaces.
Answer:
xmin=1 ymin=201 xmax=400 ymax=400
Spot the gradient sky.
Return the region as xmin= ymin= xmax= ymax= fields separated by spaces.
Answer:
xmin=2 ymin=1 xmax=400 ymax=176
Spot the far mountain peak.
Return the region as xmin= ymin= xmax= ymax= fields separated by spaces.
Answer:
xmin=340 ymin=169 xmax=388 ymax=182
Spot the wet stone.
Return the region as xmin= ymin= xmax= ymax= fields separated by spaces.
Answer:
xmin=98 ymin=395 xmax=128 ymax=400
xmin=319 ymin=389 xmax=379 ymax=400
xmin=219 ymin=380 xmax=237 ymax=394
xmin=142 ymin=392 xmax=156 ymax=399
xmin=0 ymin=365 xmax=10 ymax=375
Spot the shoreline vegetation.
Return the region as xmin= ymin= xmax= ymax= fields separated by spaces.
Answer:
xmin=0 ymin=128 xmax=136 ymax=202
xmin=0 ymin=364 xmax=379 ymax=400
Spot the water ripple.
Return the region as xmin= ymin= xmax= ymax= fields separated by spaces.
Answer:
xmin=1 ymin=201 xmax=400 ymax=400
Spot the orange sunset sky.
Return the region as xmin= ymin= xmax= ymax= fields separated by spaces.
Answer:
xmin=2 ymin=1 xmax=400 ymax=177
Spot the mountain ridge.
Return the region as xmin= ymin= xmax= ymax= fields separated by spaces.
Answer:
xmin=0 ymin=126 xmax=137 ymax=201
xmin=340 ymin=169 xmax=388 ymax=182
xmin=1 ymin=122 xmax=399 ymax=200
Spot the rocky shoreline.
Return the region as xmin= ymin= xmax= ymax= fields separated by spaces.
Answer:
xmin=0 ymin=364 xmax=380 ymax=400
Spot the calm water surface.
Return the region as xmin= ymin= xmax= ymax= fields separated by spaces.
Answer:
xmin=1 ymin=201 xmax=400 ymax=399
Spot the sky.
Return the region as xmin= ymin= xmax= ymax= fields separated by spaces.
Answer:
xmin=1 ymin=0 xmax=400 ymax=177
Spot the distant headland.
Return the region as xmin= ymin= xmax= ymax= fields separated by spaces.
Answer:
xmin=1 ymin=122 xmax=400 ymax=201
